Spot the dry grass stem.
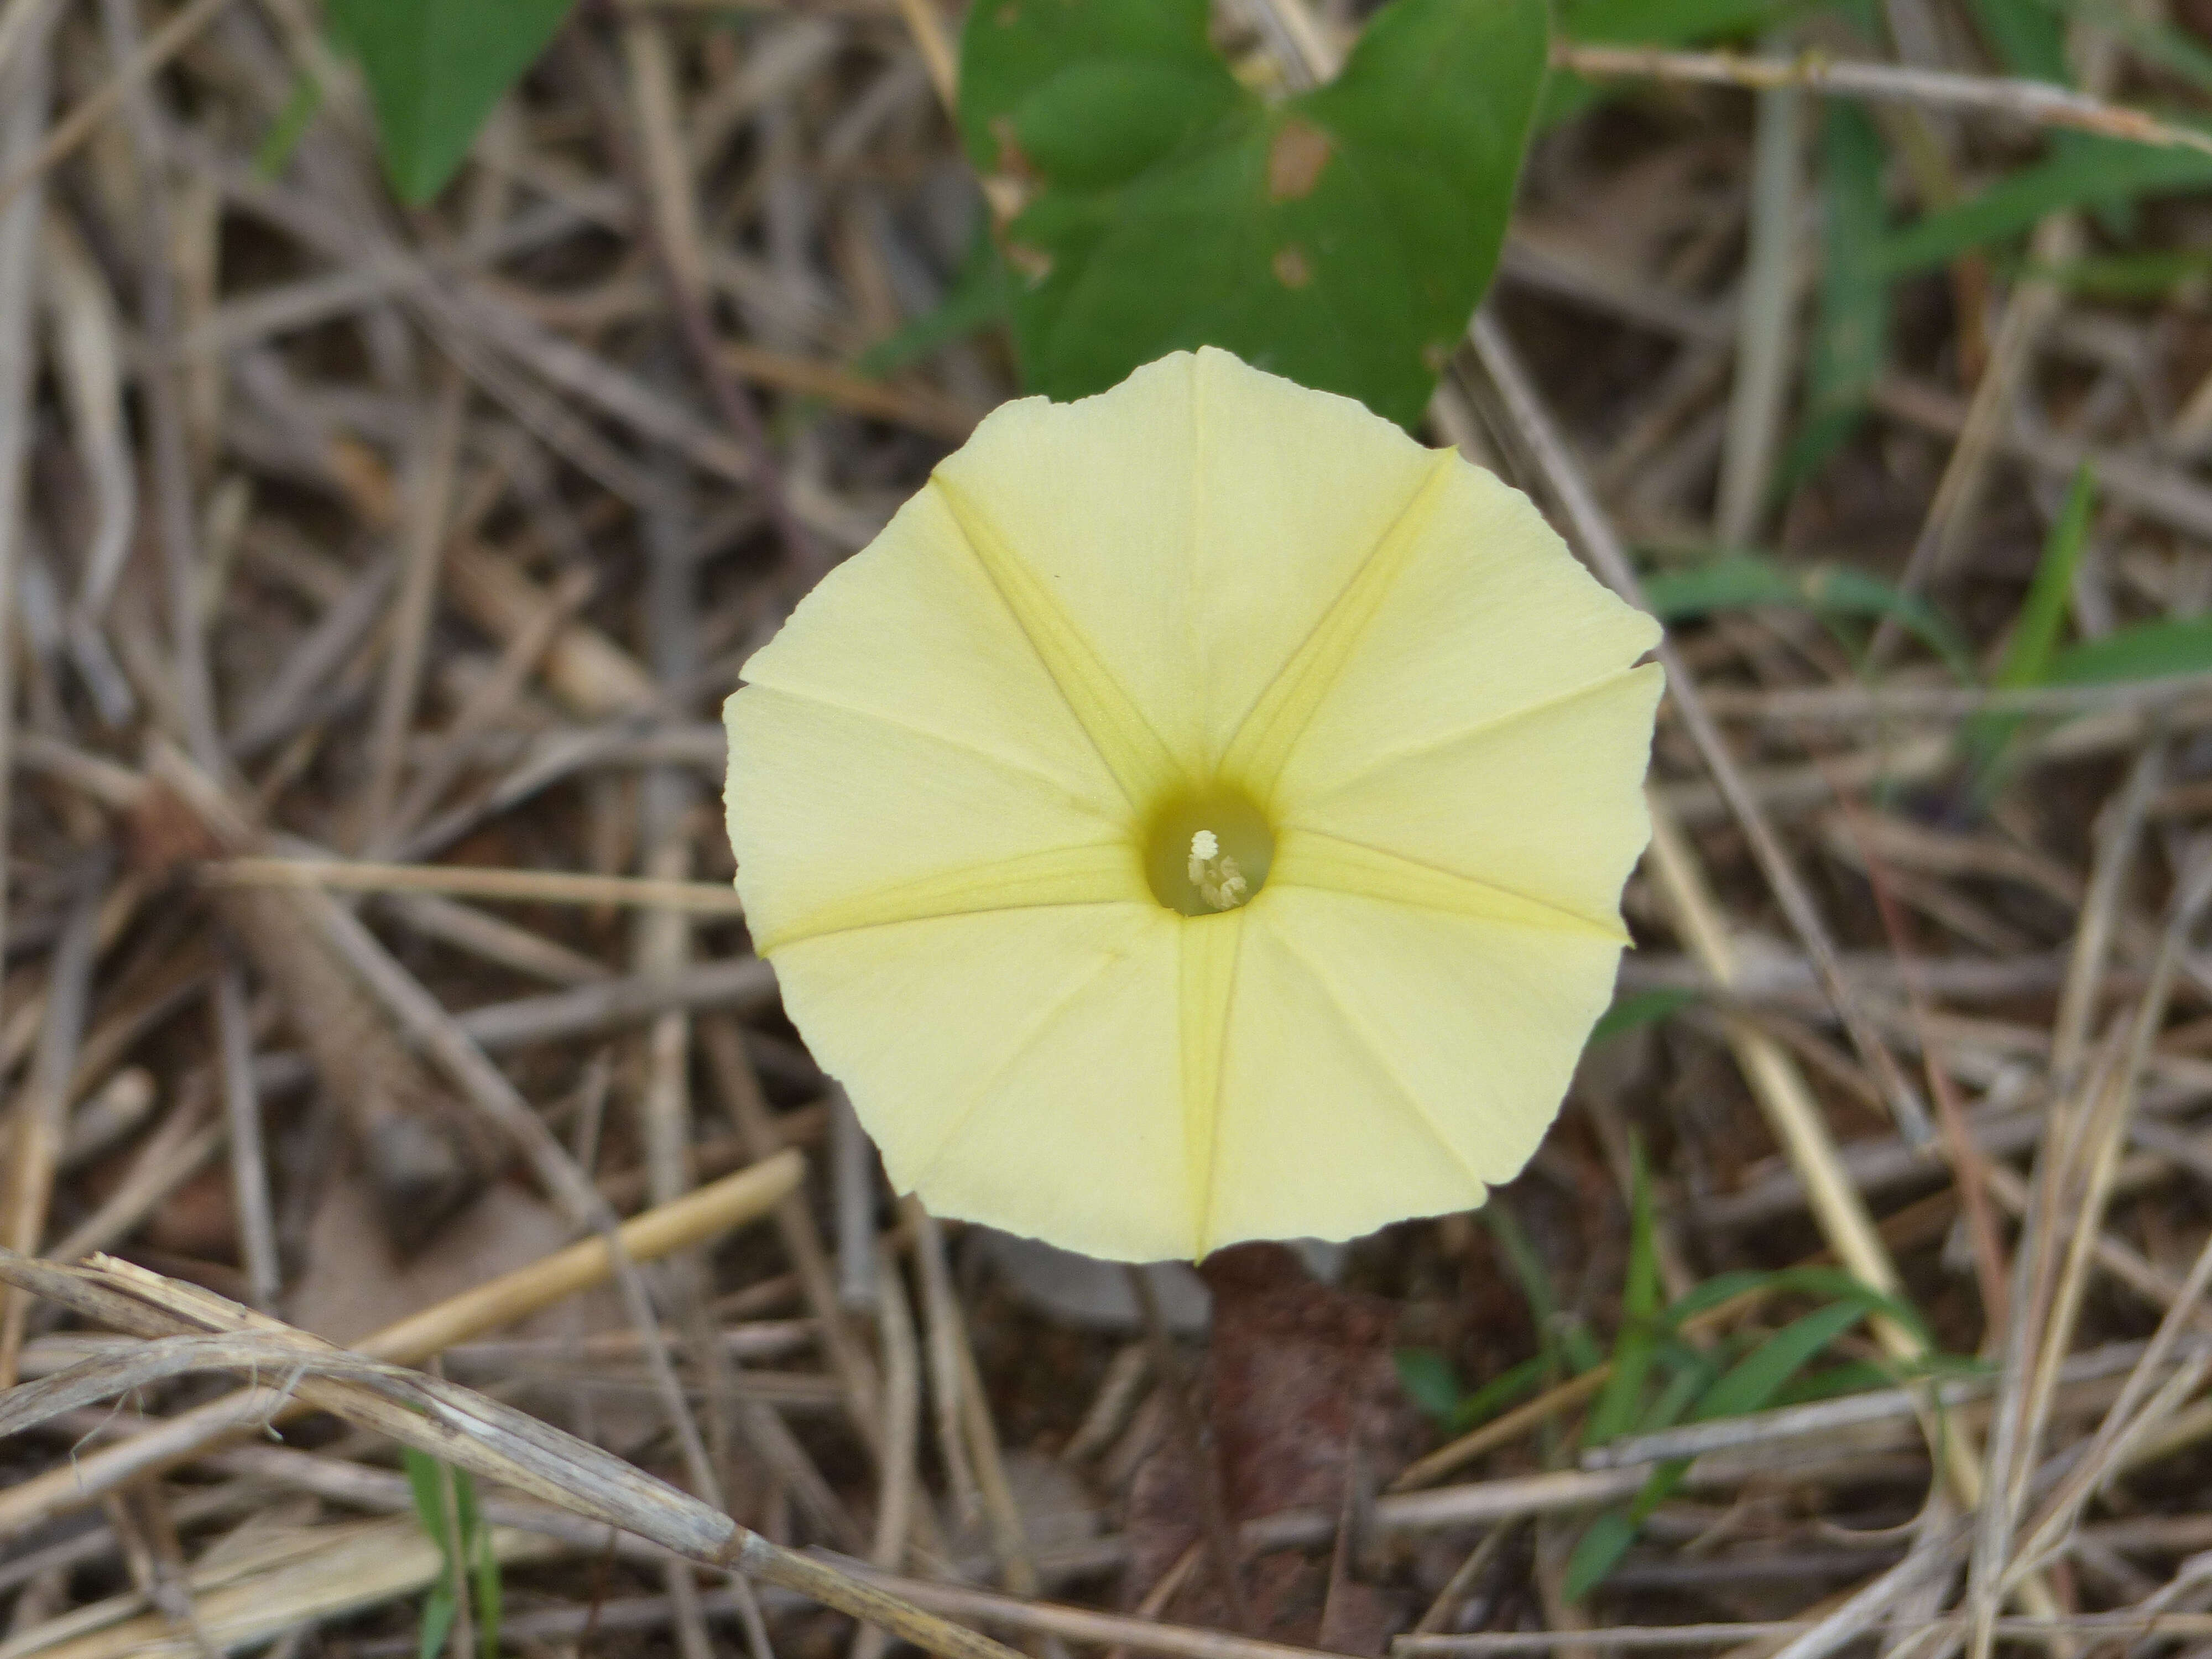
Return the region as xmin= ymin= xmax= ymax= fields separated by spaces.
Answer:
xmin=1554 ymin=45 xmax=2212 ymax=155
xmin=202 ymin=854 xmax=749 ymax=913
xmin=7 ymin=3 xmax=2212 ymax=1656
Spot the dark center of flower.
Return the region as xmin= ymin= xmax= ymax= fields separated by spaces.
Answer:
xmin=1141 ymin=787 xmax=1274 ymax=917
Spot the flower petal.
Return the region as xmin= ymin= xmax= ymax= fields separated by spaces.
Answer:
xmin=726 ymin=686 xmax=1139 ymax=952
xmin=1201 ymin=886 xmax=1624 ymax=1251
xmin=1267 ymin=460 xmax=1662 ymax=808
xmin=736 ymin=478 xmax=1126 ymax=818
xmin=1269 ymin=829 xmax=1626 ymax=942
xmin=754 ymin=842 xmax=1141 ymax=953
xmin=1281 ymin=664 xmax=1665 ymax=933
xmin=1177 ymin=910 xmax=1244 ymax=1254
xmin=931 ymin=471 xmax=1184 ymax=808
xmin=770 ymin=904 xmax=1191 ymax=1262
xmin=1217 ymin=455 xmax=1455 ymax=802
xmin=932 ymin=347 xmax=1441 ymax=776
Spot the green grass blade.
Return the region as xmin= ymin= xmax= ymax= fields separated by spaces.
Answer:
xmin=1797 ymin=565 xmax=1975 ymax=676
xmin=1693 ymin=1301 xmax=1869 ymax=1422
xmin=2018 ymin=248 xmax=2212 ymax=297
xmin=327 ymin=0 xmax=576 ymax=204
xmin=2062 ymin=0 xmax=2212 ymax=100
xmin=1451 ymin=1353 xmax=1551 ymax=1431
xmin=1585 ymin=1141 xmax=1661 ymax=1447
xmin=403 ymin=1447 xmax=452 ymax=1553
xmin=1660 ymin=1266 xmax=1931 ymax=1347
xmin=1568 ymin=1278 xmax=1884 ymax=1602
xmin=1485 ymin=1201 xmax=1601 ymax=1376
xmin=1641 ymin=553 xmax=1973 ymax=676
xmin=418 ymin=1585 xmax=458 ymax=1659
xmin=1772 ymin=1358 xmax=1906 ymax=1405
xmin=1999 ymin=465 xmax=2096 ymax=692
xmin=1658 ymin=1268 xmax=1772 ymax=1323
xmin=1395 ymin=1348 xmax=1465 ymax=1422
xmin=453 ymin=1465 xmax=482 ymax=1541
xmin=405 ymin=1449 xmax=491 ymax=1658
xmin=855 ymin=229 xmax=1011 ymax=380
xmin=1484 ymin=1202 xmax=1559 ymax=1332
xmin=1782 ymin=101 xmax=1888 ymax=488
xmin=1639 ymin=556 xmax=1794 ymax=614
xmin=1588 ymin=988 xmax=1696 ymax=1048
xmin=1545 ymin=0 xmax=1812 ymax=124
xmin=252 ymin=71 xmax=323 ymax=182
xmin=1964 ymin=463 xmax=2095 ymax=785
xmin=2044 ymin=617 xmax=2212 ymax=685
xmin=1568 ymin=1443 xmax=1698 ymax=1600
xmin=474 ymin=1522 xmax=503 ymax=1659
xmin=1640 ymin=1348 xmax=1717 ymax=1432
xmin=1966 ymin=0 xmax=2069 ymax=80
xmin=1876 ymin=137 xmax=2212 ymax=278
xmin=1564 ymin=1509 xmax=1640 ymax=1602
xmin=1562 ymin=0 xmax=1798 ymax=39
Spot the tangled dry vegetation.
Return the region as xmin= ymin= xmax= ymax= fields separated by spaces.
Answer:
xmin=9 ymin=0 xmax=2212 ymax=1656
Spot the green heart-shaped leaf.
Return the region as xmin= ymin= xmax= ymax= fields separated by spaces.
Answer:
xmin=958 ymin=0 xmax=1547 ymax=429
xmin=329 ymin=0 xmax=576 ymax=204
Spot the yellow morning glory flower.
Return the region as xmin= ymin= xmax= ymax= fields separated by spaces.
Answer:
xmin=724 ymin=348 xmax=1662 ymax=1263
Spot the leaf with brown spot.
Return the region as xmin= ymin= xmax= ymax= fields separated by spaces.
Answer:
xmin=956 ymin=0 xmax=1547 ymax=428
xmin=1266 ymin=120 xmax=1334 ymax=201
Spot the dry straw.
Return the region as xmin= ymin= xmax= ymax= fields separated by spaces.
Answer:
xmin=0 ymin=1247 xmax=1022 ymax=1659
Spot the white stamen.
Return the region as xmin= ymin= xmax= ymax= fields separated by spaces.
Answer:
xmin=1186 ymin=830 xmax=1249 ymax=912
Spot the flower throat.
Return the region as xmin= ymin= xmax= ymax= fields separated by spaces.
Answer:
xmin=1142 ymin=787 xmax=1274 ymax=917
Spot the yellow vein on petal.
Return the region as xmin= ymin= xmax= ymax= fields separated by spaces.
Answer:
xmin=1269 ymin=828 xmax=1630 ymax=943
xmin=1185 ymin=355 xmax=1211 ymax=769
xmin=755 ymin=842 xmax=1142 ymax=953
xmin=900 ymin=922 xmax=1155 ymax=1193
xmin=1293 ymin=664 xmax=1656 ymax=806
xmin=1218 ymin=453 xmax=1455 ymax=806
xmin=1178 ymin=911 xmax=1244 ymax=1259
xmin=1265 ymin=917 xmax=1493 ymax=1199
xmin=929 ymin=473 xmax=1186 ymax=810
xmin=735 ymin=682 xmax=1127 ymax=822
